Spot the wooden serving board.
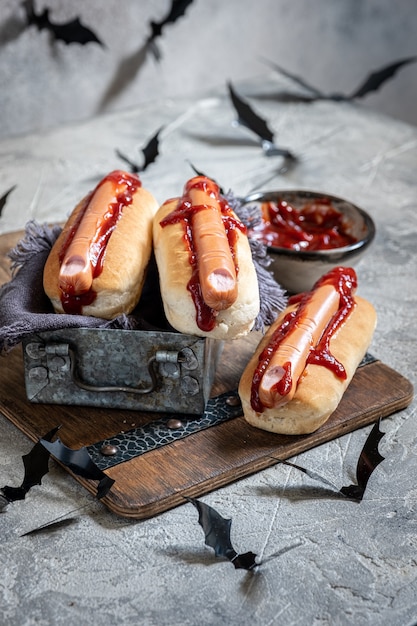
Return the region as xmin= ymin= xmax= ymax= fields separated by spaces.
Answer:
xmin=0 ymin=231 xmax=414 ymax=518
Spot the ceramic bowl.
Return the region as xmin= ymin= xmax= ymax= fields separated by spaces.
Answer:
xmin=243 ymin=189 xmax=376 ymax=294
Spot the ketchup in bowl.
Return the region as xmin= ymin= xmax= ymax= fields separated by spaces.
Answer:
xmin=243 ymin=190 xmax=376 ymax=294
xmin=251 ymin=197 xmax=357 ymax=251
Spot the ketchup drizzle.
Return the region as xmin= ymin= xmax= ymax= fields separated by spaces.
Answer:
xmin=58 ymin=170 xmax=142 ymax=314
xmin=160 ymin=177 xmax=245 ymax=332
xmin=250 ymin=266 xmax=357 ymax=413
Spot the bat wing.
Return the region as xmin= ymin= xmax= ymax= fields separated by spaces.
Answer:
xmin=40 ymin=438 xmax=114 ymax=499
xmin=188 ymin=498 xmax=258 ymax=570
xmin=20 ymin=427 xmax=59 ymax=491
xmin=228 ymin=82 xmax=275 ymax=144
xmin=149 ymin=0 xmax=195 ymax=41
xmin=350 ymin=57 xmax=417 ymax=99
xmin=141 ymin=127 xmax=163 ymax=170
xmin=160 ymin=0 xmax=195 ymax=27
xmin=0 ymin=185 xmax=16 ymax=218
xmin=25 ymin=1 xmax=103 ymax=46
xmin=340 ymin=419 xmax=385 ymax=500
xmin=355 ymin=419 xmax=385 ymax=490
xmin=115 ymin=127 xmax=163 ymax=173
xmin=47 ymin=16 xmax=103 ymax=46
xmin=1 ymin=426 xmax=59 ymax=502
xmin=189 ymin=497 xmax=235 ymax=558
xmin=147 ymin=0 xmax=194 ymax=59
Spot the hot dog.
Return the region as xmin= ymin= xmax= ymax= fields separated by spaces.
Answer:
xmin=188 ymin=182 xmax=238 ymax=311
xmin=153 ymin=176 xmax=260 ymax=339
xmin=43 ymin=170 xmax=159 ymax=319
xmin=238 ymin=267 xmax=377 ymax=434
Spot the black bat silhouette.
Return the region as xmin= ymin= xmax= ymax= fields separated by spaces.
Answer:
xmin=227 ymin=81 xmax=297 ymax=161
xmin=116 ymin=127 xmax=163 ymax=173
xmin=98 ymin=1 xmax=194 ymax=109
xmin=146 ymin=0 xmax=195 ymax=60
xmin=340 ymin=419 xmax=385 ymax=499
xmin=0 ymin=185 xmax=16 ymax=218
xmin=186 ymin=497 xmax=303 ymax=569
xmin=276 ymin=419 xmax=385 ymax=502
xmin=23 ymin=0 xmax=103 ymax=46
xmin=40 ymin=437 xmax=114 ymax=499
xmin=187 ymin=497 xmax=259 ymax=570
xmin=349 ymin=57 xmax=417 ymax=99
xmin=1 ymin=426 xmax=60 ymax=503
xmin=262 ymin=56 xmax=417 ymax=102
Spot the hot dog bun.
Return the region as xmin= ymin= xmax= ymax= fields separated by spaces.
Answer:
xmin=43 ymin=170 xmax=159 ymax=319
xmin=153 ymin=180 xmax=260 ymax=340
xmin=238 ymin=294 xmax=377 ymax=435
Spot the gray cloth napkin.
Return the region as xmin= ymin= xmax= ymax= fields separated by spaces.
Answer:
xmin=0 ymin=221 xmax=132 ymax=353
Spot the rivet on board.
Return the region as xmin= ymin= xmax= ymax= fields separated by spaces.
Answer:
xmin=226 ymin=395 xmax=241 ymax=407
xmin=166 ymin=418 xmax=183 ymax=430
xmin=100 ymin=444 xmax=119 ymax=456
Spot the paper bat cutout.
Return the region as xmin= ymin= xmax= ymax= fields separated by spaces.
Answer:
xmin=1 ymin=426 xmax=60 ymax=503
xmin=146 ymin=0 xmax=195 ymax=60
xmin=39 ymin=437 xmax=114 ymax=499
xmin=23 ymin=0 xmax=103 ymax=46
xmin=187 ymin=497 xmax=259 ymax=570
xmin=227 ymin=82 xmax=297 ymax=161
xmin=340 ymin=419 xmax=385 ymax=499
xmin=99 ymin=1 xmax=194 ymax=110
xmin=186 ymin=497 xmax=303 ymax=569
xmin=262 ymin=56 xmax=417 ymax=102
xmin=116 ymin=127 xmax=163 ymax=173
xmin=276 ymin=419 xmax=385 ymax=502
xmin=0 ymin=185 xmax=16 ymax=218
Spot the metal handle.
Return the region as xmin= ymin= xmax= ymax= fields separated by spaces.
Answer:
xmin=69 ymin=347 xmax=160 ymax=395
xmin=27 ymin=341 xmax=198 ymax=397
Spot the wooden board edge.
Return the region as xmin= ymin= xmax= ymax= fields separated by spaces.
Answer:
xmin=0 ymin=360 xmax=414 ymax=519
xmin=94 ymin=389 xmax=415 ymax=519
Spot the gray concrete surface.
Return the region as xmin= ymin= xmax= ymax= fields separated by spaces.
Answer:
xmin=0 ymin=0 xmax=416 ymax=140
xmin=0 ymin=74 xmax=417 ymax=625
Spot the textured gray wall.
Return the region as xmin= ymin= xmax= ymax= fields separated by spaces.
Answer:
xmin=0 ymin=0 xmax=416 ymax=139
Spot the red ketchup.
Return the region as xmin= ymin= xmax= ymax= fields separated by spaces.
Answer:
xmin=160 ymin=178 xmax=246 ymax=332
xmin=58 ymin=170 xmax=142 ymax=314
xmin=250 ymin=266 xmax=357 ymax=413
xmin=251 ymin=198 xmax=357 ymax=251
